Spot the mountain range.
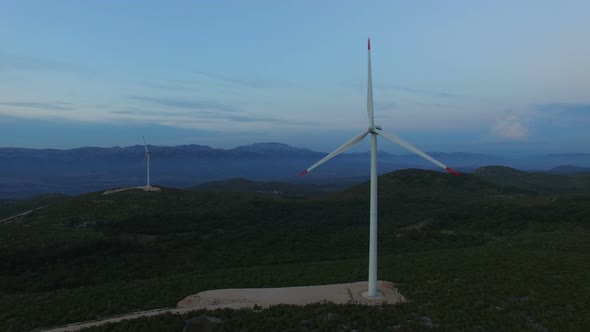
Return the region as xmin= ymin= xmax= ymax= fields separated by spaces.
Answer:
xmin=1 ymin=142 xmax=590 ymax=199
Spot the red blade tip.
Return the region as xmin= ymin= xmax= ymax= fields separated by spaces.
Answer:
xmin=446 ymin=167 xmax=460 ymax=177
xmin=368 ymin=38 xmax=371 ymax=50
xmin=298 ymin=170 xmax=309 ymax=177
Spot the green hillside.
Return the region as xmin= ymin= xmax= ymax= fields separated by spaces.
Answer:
xmin=474 ymin=165 xmax=590 ymax=192
xmin=191 ymin=177 xmax=345 ymax=197
xmin=1 ymin=169 xmax=589 ymax=331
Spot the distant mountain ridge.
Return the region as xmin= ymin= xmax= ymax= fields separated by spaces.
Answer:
xmin=2 ymin=143 xmax=589 ymax=161
xmin=549 ymin=165 xmax=590 ymax=174
xmin=1 ymin=142 xmax=590 ymax=199
xmin=229 ymin=142 xmax=317 ymax=155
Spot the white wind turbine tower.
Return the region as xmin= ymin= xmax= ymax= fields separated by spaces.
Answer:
xmin=143 ymin=137 xmax=151 ymax=190
xmin=299 ymin=38 xmax=460 ymax=298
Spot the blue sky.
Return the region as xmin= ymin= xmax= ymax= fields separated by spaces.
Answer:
xmin=1 ymin=0 xmax=589 ymax=153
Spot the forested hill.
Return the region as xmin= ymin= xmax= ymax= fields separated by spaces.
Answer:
xmin=1 ymin=169 xmax=589 ymax=331
xmin=474 ymin=165 xmax=590 ymax=192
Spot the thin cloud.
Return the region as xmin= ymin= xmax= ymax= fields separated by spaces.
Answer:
xmin=0 ymin=52 xmax=86 ymax=72
xmin=109 ymin=108 xmax=192 ymax=117
xmin=221 ymin=114 xmax=312 ymax=126
xmin=130 ymin=96 xmax=237 ymax=113
xmin=535 ymin=103 xmax=590 ymax=116
xmin=143 ymin=70 xmax=288 ymax=91
xmin=375 ymin=101 xmax=397 ymax=110
xmin=403 ymin=100 xmax=453 ymax=108
xmin=115 ymin=101 xmax=312 ymax=126
xmin=0 ymin=101 xmax=73 ymax=111
xmin=389 ymin=85 xmax=458 ymax=98
xmin=190 ymin=69 xmax=290 ymax=88
xmin=168 ymin=109 xmax=312 ymax=126
xmin=193 ymin=70 xmax=263 ymax=87
xmin=141 ymin=80 xmax=199 ymax=93
xmin=340 ymin=81 xmax=457 ymax=98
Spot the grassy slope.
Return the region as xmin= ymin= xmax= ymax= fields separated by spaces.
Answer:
xmin=1 ymin=170 xmax=589 ymax=331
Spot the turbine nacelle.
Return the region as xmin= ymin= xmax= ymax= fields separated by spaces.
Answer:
xmin=369 ymin=125 xmax=381 ymax=134
xmin=143 ymin=136 xmax=150 ymax=154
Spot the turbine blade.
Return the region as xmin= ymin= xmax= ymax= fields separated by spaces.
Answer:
xmin=299 ymin=130 xmax=369 ymax=176
xmin=367 ymin=38 xmax=374 ymax=127
xmin=143 ymin=136 xmax=149 ymax=153
xmin=376 ymin=129 xmax=460 ymax=176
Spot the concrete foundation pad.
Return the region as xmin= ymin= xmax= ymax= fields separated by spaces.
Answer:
xmin=102 ymin=186 xmax=160 ymax=195
xmin=177 ymin=280 xmax=407 ymax=310
xmin=38 ymin=281 xmax=408 ymax=332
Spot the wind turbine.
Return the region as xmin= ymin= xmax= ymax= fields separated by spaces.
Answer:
xmin=299 ymin=38 xmax=460 ymax=298
xmin=143 ymin=137 xmax=150 ymax=190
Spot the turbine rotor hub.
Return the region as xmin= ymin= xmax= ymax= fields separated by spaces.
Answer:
xmin=369 ymin=125 xmax=381 ymax=134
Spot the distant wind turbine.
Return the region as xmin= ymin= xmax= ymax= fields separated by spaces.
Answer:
xmin=143 ymin=137 xmax=150 ymax=190
xmin=299 ymin=38 xmax=460 ymax=298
